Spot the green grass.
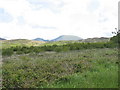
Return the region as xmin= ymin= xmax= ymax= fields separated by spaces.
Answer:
xmin=44 ymin=64 xmax=118 ymax=88
xmin=2 ymin=48 xmax=118 ymax=88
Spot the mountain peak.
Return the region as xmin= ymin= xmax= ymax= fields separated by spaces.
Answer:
xmin=51 ymin=35 xmax=82 ymax=41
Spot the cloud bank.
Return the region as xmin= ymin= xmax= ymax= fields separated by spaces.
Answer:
xmin=0 ymin=0 xmax=118 ymax=40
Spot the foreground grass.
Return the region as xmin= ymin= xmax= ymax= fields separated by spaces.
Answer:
xmin=2 ymin=48 xmax=118 ymax=88
xmin=44 ymin=64 xmax=118 ymax=88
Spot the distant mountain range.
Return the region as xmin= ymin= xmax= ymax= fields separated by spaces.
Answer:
xmin=33 ymin=35 xmax=83 ymax=42
xmin=33 ymin=38 xmax=49 ymax=42
xmin=1 ymin=35 xmax=110 ymax=42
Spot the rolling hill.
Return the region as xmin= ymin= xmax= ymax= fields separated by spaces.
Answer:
xmin=80 ymin=37 xmax=110 ymax=42
xmin=2 ymin=39 xmax=46 ymax=48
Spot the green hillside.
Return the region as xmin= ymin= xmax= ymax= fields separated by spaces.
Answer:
xmin=1 ymin=39 xmax=46 ymax=48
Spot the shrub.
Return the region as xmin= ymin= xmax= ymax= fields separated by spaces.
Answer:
xmin=110 ymin=33 xmax=120 ymax=44
xmin=54 ymin=46 xmax=63 ymax=52
xmin=2 ymin=48 xmax=13 ymax=56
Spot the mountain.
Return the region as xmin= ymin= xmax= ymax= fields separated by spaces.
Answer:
xmin=33 ymin=35 xmax=82 ymax=42
xmin=51 ymin=35 xmax=82 ymax=41
xmin=33 ymin=38 xmax=49 ymax=42
xmin=0 ymin=38 xmax=6 ymax=40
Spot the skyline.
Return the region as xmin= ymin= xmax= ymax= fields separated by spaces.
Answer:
xmin=0 ymin=0 xmax=118 ymax=40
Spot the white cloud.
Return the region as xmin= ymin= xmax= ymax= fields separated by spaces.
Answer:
xmin=17 ymin=16 xmax=26 ymax=25
xmin=0 ymin=0 xmax=119 ymax=39
xmin=87 ymin=0 xmax=100 ymax=12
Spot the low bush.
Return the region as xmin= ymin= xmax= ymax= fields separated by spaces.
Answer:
xmin=2 ymin=48 xmax=14 ymax=56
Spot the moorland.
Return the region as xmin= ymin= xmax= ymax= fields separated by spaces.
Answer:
xmin=1 ymin=34 xmax=119 ymax=88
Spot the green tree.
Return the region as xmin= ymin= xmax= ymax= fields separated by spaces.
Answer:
xmin=110 ymin=28 xmax=120 ymax=44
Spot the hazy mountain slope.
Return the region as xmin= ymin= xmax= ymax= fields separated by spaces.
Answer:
xmin=0 ymin=38 xmax=6 ymax=40
xmin=33 ymin=38 xmax=49 ymax=42
xmin=51 ymin=35 xmax=82 ymax=41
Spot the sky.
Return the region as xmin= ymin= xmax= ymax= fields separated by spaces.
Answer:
xmin=0 ymin=0 xmax=119 ymax=40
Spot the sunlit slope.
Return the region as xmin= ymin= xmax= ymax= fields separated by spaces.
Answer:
xmin=2 ymin=39 xmax=46 ymax=48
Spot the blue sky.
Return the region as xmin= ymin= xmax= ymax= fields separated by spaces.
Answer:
xmin=0 ymin=8 xmax=13 ymax=23
xmin=0 ymin=0 xmax=118 ymax=40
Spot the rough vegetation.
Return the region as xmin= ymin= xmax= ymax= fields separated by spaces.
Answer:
xmin=1 ymin=35 xmax=119 ymax=88
xmin=1 ymin=39 xmax=45 ymax=49
xmin=2 ymin=48 xmax=118 ymax=88
xmin=2 ymin=41 xmax=117 ymax=56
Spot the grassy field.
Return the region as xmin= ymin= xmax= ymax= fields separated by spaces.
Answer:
xmin=2 ymin=48 xmax=118 ymax=88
